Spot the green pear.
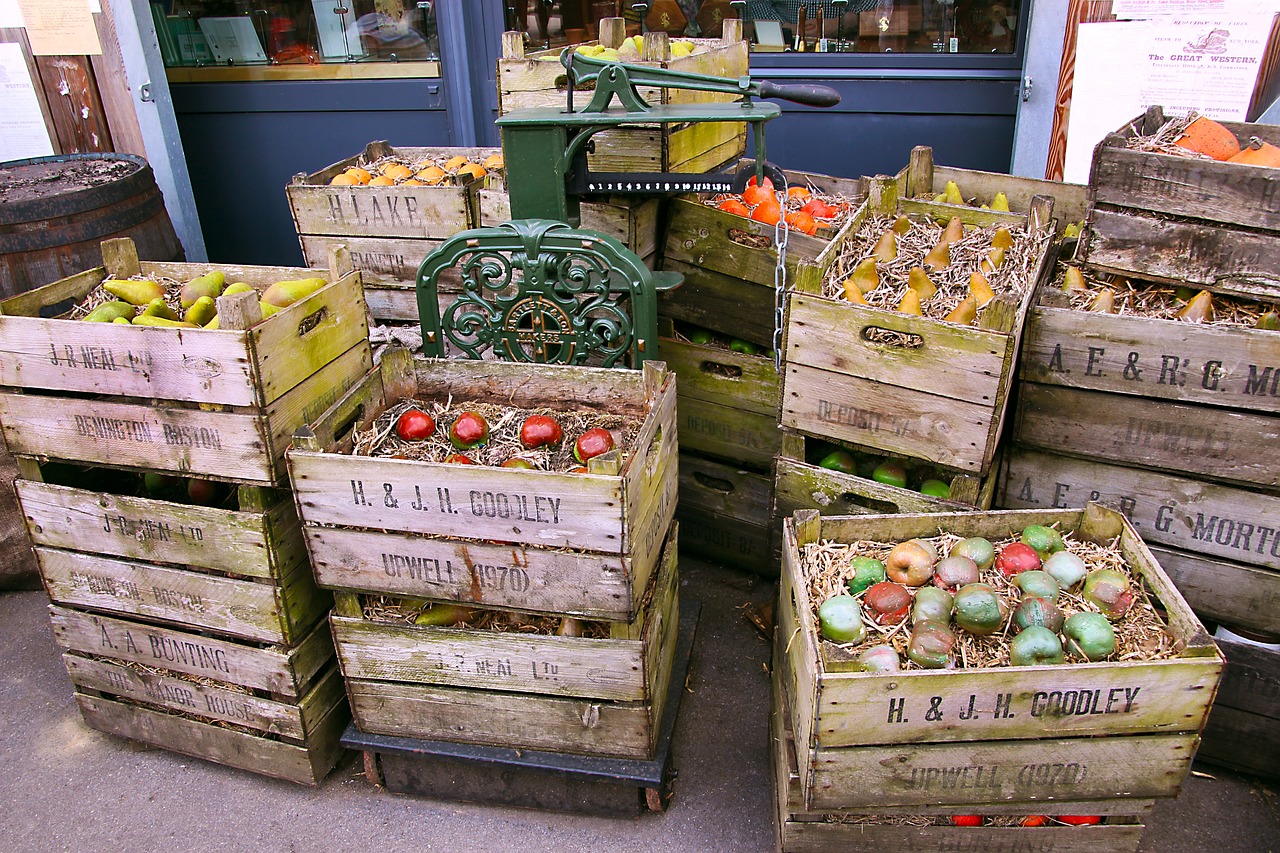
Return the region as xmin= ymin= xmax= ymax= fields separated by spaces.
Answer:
xmin=103 ymin=278 xmax=165 ymax=306
xmin=183 ymin=295 xmax=217 ymax=327
xmin=262 ymin=277 xmax=327 ymax=308
xmin=83 ymin=301 xmax=135 ymax=322
xmin=179 ymin=271 xmax=225 ymax=308
xmin=141 ymin=297 xmax=179 ymax=321
xmin=222 ymin=281 xmax=255 ymax=296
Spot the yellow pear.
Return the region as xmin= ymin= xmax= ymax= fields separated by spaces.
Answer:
xmin=141 ymin=297 xmax=179 ymax=321
xmin=891 ymin=215 xmax=912 ymax=235
xmin=933 ymin=192 xmax=946 ymax=203
xmin=414 ymin=603 xmax=478 ymax=626
xmin=259 ymin=300 xmax=283 ymax=318
xmin=992 ymin=227 xmax=1015 ymax=250
xmin=842 ymin=282 xmax=869 ymax=305
xmin=112 ymin=316 xmax=131 ymax=324
xmin=980 ymin=246 xmax=1006 ymax=276
xmin=184 ymin=295 xmax=217 ymax=327
xmin=103 ymin=278 xmax=165 ymax=307
xmin=846 ymin=257 xmax=880 ymax=294
xmin=204 ymin=314 xmax=220 ymax=330
xmin=906 ymin=267 xmax=936 ymax=301
xmin=1062 ymin=266 xmax=1087 ymax=293
xmin=223 ymin=281 xmax=255 ymax=297
xmin=131 ymin=314 xmax=198 ymax=328
xmin=1089 ymin=289 xmax=1117 ymax=313
xmin=944 ymin=180 xmax=964 ymax=205
xmin=923 ymin=241 xmax=950 ymax=269
xmin=940 ymin=217 xmax=964 ymax=245
xmin=944 ymin=296 xmax=978 ymax=325
xmin=179 ymin=271 xmax=225 ymax=308
xmin=262 ymin=277 xmax=327 ymax=308
xmin=968 ymin=272 xmax=996 ymax=308
xmin=1257 ymin=310 xmax=1278 ymax=330
xmin=82 ymin=301 xmax=135 ymax=323
xmin=872 ymin=229 xmax=897 ymax=262
xmin=1176 ymin=290 xmax=1214 ymax=323
xmin=1063 ymin=221 xmax=1082 ymax=239
xmin=897 ymin=288 xmax=922 ymax=316
xmin=990 ymin=192 xmax=1010 ymax=212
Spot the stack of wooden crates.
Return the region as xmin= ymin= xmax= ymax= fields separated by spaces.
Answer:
xmin=286 ymin=351 xmax=683 ymax=803
xmin=0 ymin=237 xmax=372 ymax=784
xmin=1000 ymin=107 xmax=1280 ymax=779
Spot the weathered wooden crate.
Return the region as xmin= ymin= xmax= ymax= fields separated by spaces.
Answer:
xmin=777 ymin=504 xmax=1223 ymax=811
xmin=1081 ymin=106 xmax=1280 ymax=299
xmin=1013 ymin=382 xmax=1280 ymax=491
xmin=17 ymin=465 xmax=326 ymax=646
xmin=0 ymin=238 xmax=371 ymax=485
xmin=50 ymin=605 xmax=346 ymax=785
xmin=1196 ymin=627 xmax=1280 ymax=780
xmin=288 ymin=351 xmax=677 ymax=621
xmin=1021 ymin=257 xmax=1280 ymax=420
xmin=331 ymin=522 xmax=680 ymax=760
xmin=659 ymin=163 xmax=868 ymax=349
xmin=676 ymin=453 xmax=773 ymax=575
xmin=892 ymin=145 xmax=1088 ymax=233
xmin=770 ymin=649 xmax=1150 ymax=853
xmin=498 ymin=31 xmax=748 ymax=175
xmin=998 ymin=445 xmax=1280 ymax=636
xmin=779 ymin=178 xmax=1055 ymax=476
xmin=658 ymin=328 xmax=780 ymax=469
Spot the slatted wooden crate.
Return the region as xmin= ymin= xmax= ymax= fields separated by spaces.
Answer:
xmin=779 ymin=177 xmax=1054 ymax=476
xmin=16 ymin=464 xmax=326 ymax=647
xmin=50 ymin=604 xmax=347 ymax=785
xmin=330 ymin=522 xmax=680 ymax=760
xmin=1196 ymin=627 xmax=1280 ymax=780
xmin=288 ymin=350 xmax=677 ymax=622
xmin=658 ymin=328 xmax=780 ymax=469
xmin=498 ymin=29 xmax=748 ymax=175
xmin=676 ymin=453 xmax=772 ymax=575
xmin=0 ymin=238 xmax=370 ymax=486
xmin=1081 ymin=106 xmax=1280 ymax=299
xmin=770 ymin=648 xmax=1151 ymax=853
xmin=777 ymin=504 xmax=1223 ymax=812
xmin=999 ymin=446 xmax=1280 ymax=636
xmin=659 ymin=163 xmax=868 ymax=349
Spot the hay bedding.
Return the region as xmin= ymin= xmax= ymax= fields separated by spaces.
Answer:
xmin=68 ymin=272 xmax=207 ymax=320
xmin=800 ymin=527 xmax=1178 ymax=671
xmin=1053 ymin=265 xmax=1278 ymax=328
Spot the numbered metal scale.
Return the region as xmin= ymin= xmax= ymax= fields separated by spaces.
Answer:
xmin=344 ymin=40 xmax=837 ymax=815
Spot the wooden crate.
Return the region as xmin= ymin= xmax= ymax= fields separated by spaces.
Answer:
xmin=676 ymin=453 xmax=773 ymax=575
xmin=770 ymin=648 xmax=1150 ymax=853
xmin=0 ymin=238 xmax=371 ymax=486
xmin=658 ymin=329 xmax=780 ymax=468
xmin=17 ymin=470 xmax=326 ymax=647
xmin=1145 ymin=544 xmax=1280 ymax=638
xmin=1020 ymin=260 xmax=1280 ymax=419
xmin=51 ymin=602 xmax=347 ymax=783
xmin=331 ymin=523 xmax=680 ymax=760
xmin=1196 ymin=628 xmax=1280 ymax=780
xmin=777 ymin=504 xmax=1222 ymax=811
xmin=498 ymin=33 xmax=748 ymax=175
xmin=779 ymin=177 xmax=1055 ymax=476
xmin=1081 ymin=106 xmax=1280 ymax=299
xmin=288 ymin=351 xmax=677 ymax=622
xmin=659 ymin=164 xmax=868 ymax=349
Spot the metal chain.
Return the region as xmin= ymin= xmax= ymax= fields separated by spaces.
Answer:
xmin=772 ymin=180 xmax=790 ymax=375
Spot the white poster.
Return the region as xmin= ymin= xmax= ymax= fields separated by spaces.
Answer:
xmin=1062 ymin=22 xmax=1147 ymax=185
xmin=0 ymin=42 xmax=55 ymax=161
xmin=1141 ymin=14 xmax=1276 ymax=120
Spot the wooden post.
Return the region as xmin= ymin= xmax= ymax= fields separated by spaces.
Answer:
xmin=502 ymin=30 xmax=526 ymax=60
xmin=100 ymin=237 xmax=141 ymax=278
xmin=907 ymin=145 xmax=934 ymax=201
xmin=642 ymin=31 xmax=671 ymax=61
xmin=599 ymin=17 xmax=627 ymax=49
xmin=722 ymin=17 xmax=743 ymax=44
xmin=216 ymin=288 xmax=263 ymax=332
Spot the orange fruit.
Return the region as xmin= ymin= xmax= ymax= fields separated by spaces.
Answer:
xmin=368 ymin=175 xmax=395 ymax=186
xmin=456 ymin=163 xmax=487 ymax=181
xmin=787 ymin=186 xmax=811 ymax=200
xmin=483 ymin=152 xmax=505 ymax=170
xmin=1227 ymin=137 xmax=1280 ymax=168
xmin=717 ymin=198 xmax=750 ymax=217
xmin=416 ymin=165 xmax=447 ymax=185
xmin=742 ymin=183 xmax=774 ymax=207
xmin=402 ymin=179 xmax=426 ymax=186
xmin=785 ymin=210 xmax=818 ymax=235
xmin=750 ymin=201 xmax=781 ymax=226
xmin=345 ymin=167 xmax=372 ymax=184
xmin=329 ymin=173 xmax=356 ymax=186
xmin=444 ymin=155 xmax=470 ymax=171
xmin=381 ymin=163 xmax=414 ymax=180
xmin=1175 ymin=116 xmax=1240 ymax=161
xmin=801 ymin=198 xmax=839 ymax=219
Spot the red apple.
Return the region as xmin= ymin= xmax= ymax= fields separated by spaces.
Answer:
xmin=519 ymin=415 xmax=562 ymax=449
xmin=449 ymin=411 xmax=489 ymax=450
xmin=186 ymin=478 xmax=221 ymax=505
xmin=395 ymin=408 xmax=435 ymax=441
xmin=443 ymin=453 xmax=474 ymax=465
xmin=863 ymin=581 xmax=911 ymax=625
xmin=573 ymin=428 xmax=615 ymax=464
xmin=995 ymin=542 xmax=1042 ymax=578
xmin=502 ymin=457 xmax=536 ymax=469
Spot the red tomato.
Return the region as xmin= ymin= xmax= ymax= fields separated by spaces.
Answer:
xmin=995 ymin=542 xmax=1042 ymax=577
xmin=750 ymin=201 xmax=781 ymax=225
xmin=950 ymin=815 xmax=983 ymax=827
xmin=717 ymin=198 xmax=750 ymax=217
xmin=449 ymin=411 xmax=489 ymax=449
xmin=742 ymin=183 xmax=775 ymax=207
xmin=1058 ymin=816 xmax=1101 ymax=826
xmin=395 ymin=408 xmax=435 ymax=441
xmin=1020 ymin=815 xmax=1048 ymax=827
xmin=746 ymin=175 xmax=774 ymax=190
xmin=573 ymin=428 xmax=615 ymax=464
xmin=785 ymin=210 xmax=818 ymax=235
xmin=801 ymin=198 xmax=839 ymax=219
xmin=520 ymin=414 xmax=563 ymax=449
xmin=443 ymin=453 xmax=474 ymax=465
xmin=787 ymin=186 xmax=811 ymax=200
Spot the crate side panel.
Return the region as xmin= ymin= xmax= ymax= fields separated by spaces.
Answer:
xmin=1148 ymin=545 xmax=1280 ymax=636
xmin=287 ymin=184 xmax=474 ymax=239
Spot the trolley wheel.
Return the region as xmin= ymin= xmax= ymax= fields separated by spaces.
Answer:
xmin=363 ymin=750 xmax=384 ymax=787
xmin=645 ymin=786 xmax=666 ymax=812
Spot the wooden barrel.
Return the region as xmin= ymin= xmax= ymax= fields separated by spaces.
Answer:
xmin=0 ymin=152 xmax=184 ymax=299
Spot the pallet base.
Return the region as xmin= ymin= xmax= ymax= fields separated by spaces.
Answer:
xmin=342 ymin=598 xmax=700 ymax=817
